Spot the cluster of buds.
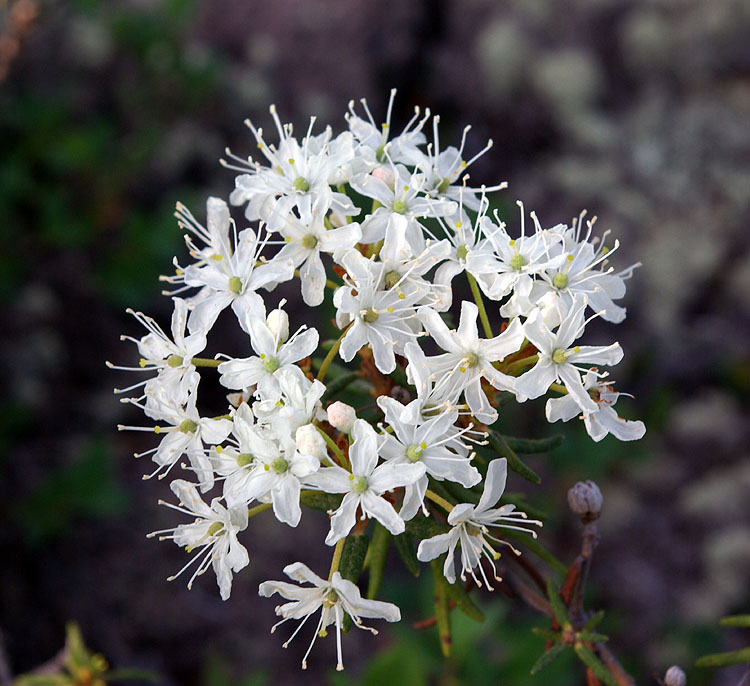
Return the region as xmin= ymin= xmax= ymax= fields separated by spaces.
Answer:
xmin=113 ymin=91 xmax=645 ymax=670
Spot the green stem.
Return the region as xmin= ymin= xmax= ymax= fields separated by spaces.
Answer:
xmin=467 ymin=272 xmax=493 ymax=338
xmin=248 ymin=502 xmax=272 ymax=518
xmin=315 ymin=425 xmax=350 ymax=470
xmin=316 ymin=325 xmax=351 ymax=382
xmin=425 ymin=489 xmax=454 ymax=514
xmin=190 ymin=357 xmax=220 ymax=368
xmin=328 ymin=537 xmax=347 ymax=581
xmin=505 ymin=354 xmax=539 ymax=376
xmin=549 ymin=383 xmax=568 ymax=395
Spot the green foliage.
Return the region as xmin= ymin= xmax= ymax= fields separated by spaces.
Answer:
xmin=696 ymin=614 xmax=750 ymax=668
xmin=14 ymin=439 xmax=128 ymax=545
xmin=487 ymin=432 xmax=542 ymax=484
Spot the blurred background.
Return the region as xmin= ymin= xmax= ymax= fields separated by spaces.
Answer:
xmin=1 ymin=0 xmax=748 ymax=684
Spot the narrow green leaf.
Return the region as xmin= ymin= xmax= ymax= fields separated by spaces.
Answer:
xmin=696 ymin=648 xmax=750 ymax=667
xmin=404 ymin=515 xmax=449 ymax=541
xmin=502 ymin=434 xmax=564 ymax=454
xmin=300 ymin=490 xmax=342 ymax=513
xmin=501 ymin=492 xmax=549 ymax=521
xmin=431 ymin=560 xmax=452 ymax=657
xmin=582 ymin=610 xmax=606 ymax=632
xmin=530 ymin=642 xmax=568 ymax=674
xmin=321 ymin=372 xmax=360 ymax=403
xmin=531 ymin=627 xmax=562 ymax=641
xmin=574 ymin=643 xmax=618 ymax=686
xmin=546 ymin=580 xmax=569 ymax=626
xmin=366 ymin=523 xmax=390 ymax=599
xmin=393 ymin=532 xmax=420 ymax=576
xmin=444 ymin=580 xmax=485 ymax=623
xmin=441 ymin=479 xmax=480 ymax=505
xmin=339 ymin=533 xmax=369 ymax=584
xmin=719 ymin=614 xmax=750 ymax=628
xmin=13 ymin=676 xmax=72 ymax=686
xmin=488 ymin=432 xmax=541 ymax=484
xmin=105 ymin=669 xmax=161 ymax=683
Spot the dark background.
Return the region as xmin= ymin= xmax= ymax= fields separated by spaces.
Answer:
xmin=1 ymin=0 xmax=748 ymax=684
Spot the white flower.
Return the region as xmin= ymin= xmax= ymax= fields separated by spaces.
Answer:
xmin=417 ymin=458 xmax=540 ymax=588
xmin=305 ymin=419 xmax=425 ymax=544
xmin=218 ymin=306 xmax=318 ymax=402
xmin=253 ymin=367 xmax=327 ymax=435
xmin=266 ymin=307 xmax=290 ymax=343
xmin=150 ymin=479 xmax=249 ymax=600
xmin=295 ymin=423 xmax=328 ymax=461
xmin=333 ymin=250 xmax=423 ymax=374
xmin=327 ymin=401 xmax=356 ymax=433
xmin=546 ymin=369 xmax=646 ymax=442
xmin=259 ymin=561 xmax=401 ymax=671
xmin=378 ymin=396 xmax=480 ymax=520
xmin=418 ymin=301 xmax=525 ymax=423
xmin=514 ymin=298 xmax=623 ymax=413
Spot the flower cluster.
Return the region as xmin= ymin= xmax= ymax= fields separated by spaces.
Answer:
xmin=113 ymin=91 xmax=645 ymax=670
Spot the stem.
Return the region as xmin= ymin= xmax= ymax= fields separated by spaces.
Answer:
xmin=247 ymin=502 xmax=272 ymax=518
xmin=505 ymin=354 xmax=539 ymax=376
xmin=315 ymin=425 xmax=350 ymax=470
xmin=328 ymin=537 xmax=347 ymax=581
xmin=467 ymin=272 xmax=493 ymax=338
xmin=425 ymin=489 xmax=454 ymax=514
xmin=316 ymin=325 xmax=350 ymax=382
xmin=549 ymin=383 xmax=568 ymax=395
xmin=190 ymin=357 xmax=220 ymax=368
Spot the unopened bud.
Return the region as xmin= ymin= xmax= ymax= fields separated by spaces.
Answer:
xmin=567 ymin=480 xmax=602 ymax=521
xmin=295 ymin=424 xmax=327 ymax=460
xmin=664 ymin=666 xmax=686 ymax=686
xmin=537 ymin=291 xmax=562 ymax=329
xmin=327 ymin=401 xmax=356 ymax=433
xmin=371 ymin=165 xmax=395 ymax=189
xmin=266 ymin=308 xmax=290 ymax=343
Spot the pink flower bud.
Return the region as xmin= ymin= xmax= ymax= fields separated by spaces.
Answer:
xmin=567 ymin=480 xmax=603 ymax=520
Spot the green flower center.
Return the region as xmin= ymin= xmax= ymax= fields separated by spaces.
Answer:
xmin=363 ymin=308 xmax=380 ymax=323
xmin=392 ymin=199 xmax=408 ymax=214
xmin=322 ymin=589 xmax=339 ymax=608
xmin=236 ymin=453 xmax=254 ymax=467
xmin=384 ymin=270 xmax=401 ymax=289
xmin=552 ymin=348 xmax=568 ymax=365
xmin=179 ymin=419 xmax=198 ymax=433
xmin=293 ymin=176 xmax=310 ymax=192
xmin=228 ymin=276 xmax=243 ymax=294
xmin=510 ymin=253 xmax=527 ymax=271
xmin=463 ymin=352 xmax=480 ymax=369
xmin=263 ymin=356 xmax=280 ymax=373
xmin=437 ymin=177 xmax=451 ymax=194
xmin=167 ymin=354 xmax=183 ymax=368
xmin=301 ymin=233 xmax=318 ymax=250
xmin=352 ymin=475 xmax=369 ymax=493
xmin=207 ymin=521 xmax=224 ymax=537
xmin=456 ymin=244 xmax=468 ymax=260
xmin=271 ymin=457 xmax=289 ymax=474
xmin=552 ymin=272 xmax=569 ymax=289
xmin=406 ymin=443 xmax=425 ymax=463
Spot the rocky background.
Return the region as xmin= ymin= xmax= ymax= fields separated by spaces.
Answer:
xmin=1 ymin=0 xmax=748 ymax=684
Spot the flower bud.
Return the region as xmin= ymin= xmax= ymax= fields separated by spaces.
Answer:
xmin=266 ymin=308 xmax=290 ymax=343
xmin=567 ymin=480 xmax=603 ymax=520
xmin=371 ymin=165 xmax=395 ymax=189
xmin=664 ymin=666 xmax=686 ymax=686
xmin=538 ymin=291 xmax=562 ymax=329
xmin=327 ymin=401 xmax=356 ymax=433
xmin=295 ymin=424 xmax=327 ymax=460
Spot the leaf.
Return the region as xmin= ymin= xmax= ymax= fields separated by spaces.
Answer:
xmin=64 ymin=622 xmax=90 ymax=671
xmin=501 ymin=434 xmax=564 ymax=454
xmin=574 ymin=643 xmax=618 ymax=686
xmin=719 ymin=614 xmax=750 ymax=628
xmin=546 ymin=580 xmax=569 ymax=626
xmin=695 ymin=648 xmax=750 ymax=668
xmin=13 ymin=676 xmax=73 ymax=686
xmin=531 ymin=627 xmax=562 ymax=641
xmin=500 ymin=492 xmax=549 ymax=521
xmin=503 ymin=530 xmax=567 ymax=575
xmin=105 ymin=669 xmax=161 ymax=683
xmin=404 ymin=515 xmax=449 ymax=541
xmin=392 ymin=532 xmax=420 ymax=577
xmin=488 ymin=432 xmax=541 ymax=485
xmin=299 ymin=490 xmax=342 ymax=513
xmin=321 ymin=372 xmax=361 ymax=403
xmin=444 ymin=581 xmax=485 ymax=623
xmin=582 ymin=610 xmax=606 ymax=632
xmin=530 ymin=642 xmax=568 ymax=674
xmin=576 ymin=632 xmax=608 ymax=643
xmin=366 ymin=523 xmax=390 ymax=599
xmin=339 ymin=533 xmax=369 ymax=584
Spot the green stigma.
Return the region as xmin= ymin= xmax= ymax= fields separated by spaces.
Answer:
xmin=437 ymin=177 xmax=451 ymax=194
xmin=301 ymin=233 xmax=318 ymax=250
xmin=179 ymin=419 xmax=198 ymax=433
xmin=228 ymin=276 xmax=243 ymax=294
xmin=363 ymin=308 xmax=380 ymax=323
xmin=552 ymin=348 xmax=568 ymax=365
xmin=464 ymin=352 xmax=480 ymax=368
xmin=263 ymin=356 xmax=280 ymax=373
xmin=167 ymin=354 xmax=183 ymax=368
xmin=384 ymin=270 xmax=401 ymax=289
xmin=293 ymin=176 xmax=310 ymax=192
xmin=207 ymin=521 xmax=224 ymax=537
xmin=405 ymin=444 xmax=423 ymax=463
xmin=236 ymin=453 xmax=254 ymax=467
xmin=352 ymin=476 xmax=369 ymax=493
xmin=510 ymin=253 xmax=527 ymax=271
xmin=552 ymin=272 xmax=569 ymax=289
xmin=392 ymin=199 xmax=408 ymax=214
xmin=271 ymin=457 xmax=289 ymax=474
